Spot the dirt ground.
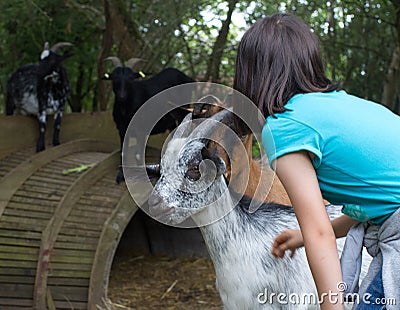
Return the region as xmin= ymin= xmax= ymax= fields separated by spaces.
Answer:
xmin=108 ymin=255 xmax=222 ymax=310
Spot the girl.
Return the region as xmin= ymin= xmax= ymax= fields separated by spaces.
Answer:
xmin=233 ymin=13 xmax=400 ymax=310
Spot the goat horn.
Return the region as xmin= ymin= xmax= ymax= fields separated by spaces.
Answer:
xmin=125 ymin=58 xmax=144 ymax=70
xmin=172 ymin=112 xmax=193 ymax=139
xmin=104 ymin=56 xmax=123 ymax=68
xmin=43 ymin=42 xmax=50 ymax=51
xmin=190 ymin=108 xmax=233 ymax=140
xmin=198 ymin=95 xmax=224 ymax=104
xmin=50 ymin=42 xmax=74 ymax=52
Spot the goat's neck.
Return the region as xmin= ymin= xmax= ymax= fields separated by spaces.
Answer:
xmin=192 ymin=179 xmax=242 ymax=262
xmin=192 ymin=178 xmax=236 ymax=228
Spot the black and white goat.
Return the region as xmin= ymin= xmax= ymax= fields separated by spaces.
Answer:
xmin=103 ymin=57 xmax=195 ymax=183
xmin=140 ymin=110 xmax=347 ymax=309
xmin=6 ymin=42 xmax=73 ymax=152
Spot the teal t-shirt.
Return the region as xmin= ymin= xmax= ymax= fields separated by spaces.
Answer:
xmin=262 ymin=90 xmax=400 ymax=225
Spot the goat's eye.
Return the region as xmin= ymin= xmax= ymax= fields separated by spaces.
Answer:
xmin=185 ymin=165 xmax=200 ymax=181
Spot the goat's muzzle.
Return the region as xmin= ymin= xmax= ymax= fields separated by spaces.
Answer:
xmin=148 ymin=193 xmax=175 ymax=222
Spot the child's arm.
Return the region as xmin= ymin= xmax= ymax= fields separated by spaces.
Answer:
xmin=331 ymin=214 xmax=359 ymax=238
xmin=272 ymin=214 xmax=359 ymax=258
xmin=275 ymin=151 xmax=344 ymax=310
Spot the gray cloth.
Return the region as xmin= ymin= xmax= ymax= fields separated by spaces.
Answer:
xmin=340 ymin=208 xmax=400 ymax=310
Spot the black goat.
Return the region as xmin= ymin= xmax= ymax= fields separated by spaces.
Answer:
xmin=6 ymin=42 xmax=73 ymax=152
xmin=103 ymin=57 xmax=195 ymax=183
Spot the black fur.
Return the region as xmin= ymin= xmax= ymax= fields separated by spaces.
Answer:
xmin=104 ymin=66 xmax=195 ymax=183
xmin=6 ymin=43 xmax=72 ymax=152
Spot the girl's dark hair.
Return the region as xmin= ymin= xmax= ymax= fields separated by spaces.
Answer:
xmin=233 ymin=13 xmax=337 ymax=119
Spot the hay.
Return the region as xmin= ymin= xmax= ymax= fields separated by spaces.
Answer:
xmin=108 ymin=255 xmax=222 ymax=309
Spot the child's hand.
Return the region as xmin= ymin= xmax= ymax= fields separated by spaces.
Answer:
xmin=272 ymin=229 xmax=304 ymax=258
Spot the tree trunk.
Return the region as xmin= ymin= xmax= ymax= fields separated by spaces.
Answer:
xmin=96 ymin=0 xmax=144 ymax=111
xmin=382 ymin=0 xmax=400 ymax=114
xmin=96 ymin=0 xmax=113 ymax=111
xmin=204 ymin=0 xmax=237 ymax=82
xmin=381 ymin=45 xmax=400 ymax=111
xmin=108 ymin=0 xmax=143 ymax=60
xmin=69 ymin=63 xmax=84 ymax=112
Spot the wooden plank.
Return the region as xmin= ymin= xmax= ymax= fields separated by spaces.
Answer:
xmin=7 ymin=201 xmax=54 ymax=214
xmin=81 ymin=191 xmax=122 ymax=200
xmin=47 ymin=270 xmax=91 ymax=279
xmin=0 ymin=229 xmax=41 ymax=240
xmin=23 ymin=180 xmax=69 ymax=191
xmin=18 ymin=184 xmax=64 ymax=195
xmin=0 ymin=275 xmax=35 ymax=284
xmin=47 ymin=288 xmax=56 ymax=310
xmin=88 ymin=191 xmax=138 ymax=308
xmin=56 ymin=234 xmax=98 ymax=245
xmin=0 ymin=252 xmax=39 ymax=262
xmin=49 ymin=286 xmax=89 ymax=301
xmin=75 ymin=198 xmax=117 ymax=208
xmin=34 ymin=150 xmax=120 ymax=309
xmin=39 ymin=162 xmax=78 ymax=170
xmin=0 ymin=267 xmax=36 ymax=276
xmin=56 ymin=228 xmax=99 ymax=238
xmin=47 ymin=277 xmax=89 ymax=287
xmin=0 ymin=284 xmax=33 ymax=298
xmin=48 ymin=262 xmax=92 ymax=272
xmin=0 ymin=139 xmax=118 ymax=217
xmin=63 ymin=215 xmax=110 ymax=226
xmin=81 ymin=186 xmax=122 ymax=198
xmin=49 ymin=258 xmax=93 ymax=266
xmin=0 ymin=244 xmax=38 ymax=254
xmin=53 ymin=300 xmax=87 ymax=310
xmin=10 ymin=195 xmax=60 ymax=207
xmin=4 ymin=208 xmax=53 ymax=220
xmin=0 ymin=221 xmax=45 ymax=233
xmin=33 ymin=171 xmax=82 ymax=182
xmin=28 ymin=175 xmax=74 ymax=186
xmin=0 ymin=215 xmax=49 ymax=227
xmin=72 ymin=203 xmax=115 ymax=215
xmin=0 ymin=236 xmax=40 ymax=247
xmin=0 ymin=298 xmax=33 ymax=307
xmin=62 ymin=221 xmax=103 ymax=232
xmin=52 ymin=240 xmax=98 ymax=251
xmin=68 ymin=207 xmax=114 ymax=218
xmin=13 ymin=190 xmax=62 ymax=201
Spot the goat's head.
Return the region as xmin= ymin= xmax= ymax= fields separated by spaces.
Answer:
xmin=37 ymin=41 xmax=73 ymax=77
xmin=146 ymin=109 xmax=237 ymax=225
xmin=192 ymin=96 xmax=254 ymax=183
xmin=103 ymin=57 xmax=144 ymax=101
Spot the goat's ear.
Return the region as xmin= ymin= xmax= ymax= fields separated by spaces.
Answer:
xmin=124 ymin=164 xmax=161 ymax=182
xmin=201 ymin=147 xmax=226 ymax=177
xmin=233 ymin=114 xmax=251 ymax=137
xmin=172 ymin=112 xmax=193 ymax=139
xmin=146 ymin=164 xmax=161 ymax=181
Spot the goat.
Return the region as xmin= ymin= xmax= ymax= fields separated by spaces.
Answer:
xmin=191 ymin=96 xmax=291 ymax=206
xmin=6 ymin=41 xmax=73 ymax=152
xmin=103 ymin=57 xmax=195 ymax=183
xmin=140 ymin=110 xmax=348 ymax=309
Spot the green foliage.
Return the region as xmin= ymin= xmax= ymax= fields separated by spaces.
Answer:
xmin=0 ymin=0 xmax=399 ymax=113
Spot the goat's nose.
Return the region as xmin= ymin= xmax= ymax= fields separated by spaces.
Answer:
xmin=148 ymin=193 xmax=162 ymax=207
xmin=147 ymin=193 xmax=175 ymax=222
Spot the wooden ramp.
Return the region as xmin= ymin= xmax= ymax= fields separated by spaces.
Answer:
xmin=0 ymin=139 xmax=156 ymax=310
